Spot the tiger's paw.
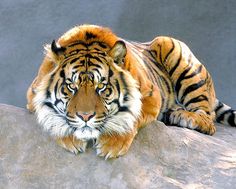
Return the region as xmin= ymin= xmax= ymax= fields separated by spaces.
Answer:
xmin=95 ymin=132 xmax=136 ymax=159
xmin=56 ymin=135 xmax=87 ymax=154
xmin=194 ymin=112 xmax=216 ymax=135
xmin=168 ymin=110 xmax=216 ymax=135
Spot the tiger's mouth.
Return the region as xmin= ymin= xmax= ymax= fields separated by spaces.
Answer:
xmin=66 ymin=115 xmax=104 ymax=139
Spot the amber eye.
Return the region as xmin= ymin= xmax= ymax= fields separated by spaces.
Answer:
xmin=96 ymin=83 xmax=107 ymax=95
xmin=97 ymin=83 xmax=105 ymax=89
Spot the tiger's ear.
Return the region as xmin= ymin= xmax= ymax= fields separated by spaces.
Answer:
xmin=51 ymin=40 xmax=66 ymax=55
xmin=44 ymin=40 xmax=66 ymax=63
xmin=108 ymin=40 xmax=127 ymax=64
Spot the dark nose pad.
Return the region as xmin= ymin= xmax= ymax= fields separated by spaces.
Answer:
xmin=77 ymin=111 xmax=96 ymax=122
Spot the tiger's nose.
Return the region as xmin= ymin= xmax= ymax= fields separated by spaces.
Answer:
xmin=77 ymin=111 xmax=96 ymax=121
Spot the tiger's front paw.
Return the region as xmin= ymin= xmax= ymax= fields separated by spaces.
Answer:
xmin=95 ymin=132 xmax=136 ymax=159
xmin=56 ymin=135 xmax=87 ymax=154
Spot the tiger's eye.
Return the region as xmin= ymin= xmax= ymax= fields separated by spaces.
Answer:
xmin=97 ymin=83 xmax=105 ymax=89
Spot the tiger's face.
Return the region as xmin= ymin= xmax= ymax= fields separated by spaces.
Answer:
xmin=34 ymin=40 xmax=142 ymax=140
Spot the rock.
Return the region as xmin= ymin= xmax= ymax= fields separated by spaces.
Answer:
xmin=0 ymin=104 xmax=236 ymax=189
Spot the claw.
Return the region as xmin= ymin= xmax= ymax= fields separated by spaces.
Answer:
xmin=78 ymin=147 xmax=85 ymax=153
xmin=105 ymin=151 xmax=113 ymax=160
xmin=96 ymin=148 xmax=102 ymax=156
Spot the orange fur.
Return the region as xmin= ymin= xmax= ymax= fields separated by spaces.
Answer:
xmin=27 ymin=24 xmax=231 ymax=159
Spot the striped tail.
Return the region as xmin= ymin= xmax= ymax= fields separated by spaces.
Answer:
xmin=215 ymin=99 xmax=236 ymax=126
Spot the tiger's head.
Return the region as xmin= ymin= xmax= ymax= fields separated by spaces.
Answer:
xmin=33 ymin=28 xmax=142 ymax=141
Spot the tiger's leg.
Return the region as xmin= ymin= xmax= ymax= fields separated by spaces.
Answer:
xmin=138 ymin=84 xmax=162 ymax=128
xmin=56 ymin=135 xmax=88 ymax=154
xmin=170 ymin=68 xmax=216 ymax=135
xmin=96 ymin=129 xmax=137 ymax=159
xmin=150 ymin=37 xmax=216 ymax=135
xmin=163 ymin=106 xmax=216 ymax=135
xmin=96 ymin=84 xmax=162 ymax=159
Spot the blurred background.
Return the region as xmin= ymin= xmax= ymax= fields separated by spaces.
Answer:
xmin=0 ymin=0 xmax=235 ymax=108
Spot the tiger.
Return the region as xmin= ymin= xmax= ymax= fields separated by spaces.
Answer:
xmin=27 ymin=24 xmax=236 ymax=159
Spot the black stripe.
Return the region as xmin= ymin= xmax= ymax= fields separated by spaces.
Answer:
xmin=46 ymin=73 xmax=55 ymax=98
xmin=55 ymin=99 xmax=62 ymax=106
xmin=88 ymin=61 xmax=103 ymax=69
xmin=145 ymin=50 xmax=166 ymax=72
xmin=62 ymin=63 xmax=67 ymax=68
xmin=61 ymin=85 xmax=68 ymax=96
xmin=44 ymin=101 xmax=54 ymax=109
xmin=216 ymin=109 xmax=234 ymax=122
xmin=163 ymin=38 xmax=175 ymax=64
xmin=157 ymin=75 xmax=172 ymax=110
xmin=68 ymin=40 xmax=87 ymax=48
xmin=184 ymin=65 xmax=203 ymax=80
xmin=54 ymin=81 xmax=59 ymax=98
xmin=89 ymin=56 xmax=103 ymax=64
xmin=143 ymin=58 xmax=160 ymax=83
xmin=97 ymin=42 xmax=108 ymax=49
xmin=70 ymin=127 xmax=77 ymax=134
xmin=150 ymin=50 xmax=157 ymax=58
xmin=92 ymin=50 xmax=106 ymax=56
xmin=60 ymin=70 xmax=65 ymax=78
xmin=148 ymin=85 xmax=154 ymax=97
xmin=228 ymin=113 xmax=236 ymax=126
xmin=190 ymin=106 xmax=210 ymax=114
xmin=119 ymin=106 xmax=129 ymax=112
xmin=85 ymin=32 xmax=97 ymax=40
xmin=73 ymin=65 xmax=83 ymax=69
xmin=62 ymin=55 xmax=85 ymax=64
xmin=119 ymin=72 xmax=130 ymax=102
xmin=111 ymin=99 xmax=131 ymax=115
xmin=115 ymin=79 xmax=120 ymax=97
xmin=160 ymin=75 xmax=172 ymax=94
xmin=91 ymin=68 xmax=102 ymax=81
xmin=215 ymin=101 xmax=224 ymax=112
xmin=158 ymin=44 xmax=162 ymax=64
xmin=184 ymin=95 xmax=208 ymax=107
xmin=175 ymin=65 xmax=192 ymax=96
xmin=46 ymin=90 xmax=51 ymax=99
xmin=169 ymin=43 xmax=182 ymax=76
xmin=70 ymin=57 xmax=81 ymax=64
xmin=180 ymin=79 xmax=206 ymax=103
xmin=66 ymin=112 xmax=74 ymax=118
xmin=109 ymin=69 xmax=114 ymax=77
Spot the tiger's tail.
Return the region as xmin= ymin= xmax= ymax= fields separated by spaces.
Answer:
xmin=214 ymin=99 xmax=236 ymax=126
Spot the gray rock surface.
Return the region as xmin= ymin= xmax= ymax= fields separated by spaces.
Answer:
xmin=0 ymin=104 xmax=236 ymax=189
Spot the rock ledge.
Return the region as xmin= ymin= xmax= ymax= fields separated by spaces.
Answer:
xmin=0 ymin=104 xmax=236 ymax=189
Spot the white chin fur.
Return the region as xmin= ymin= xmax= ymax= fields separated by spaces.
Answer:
xmin=74 ymin=129 xmax=100 ymax=141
